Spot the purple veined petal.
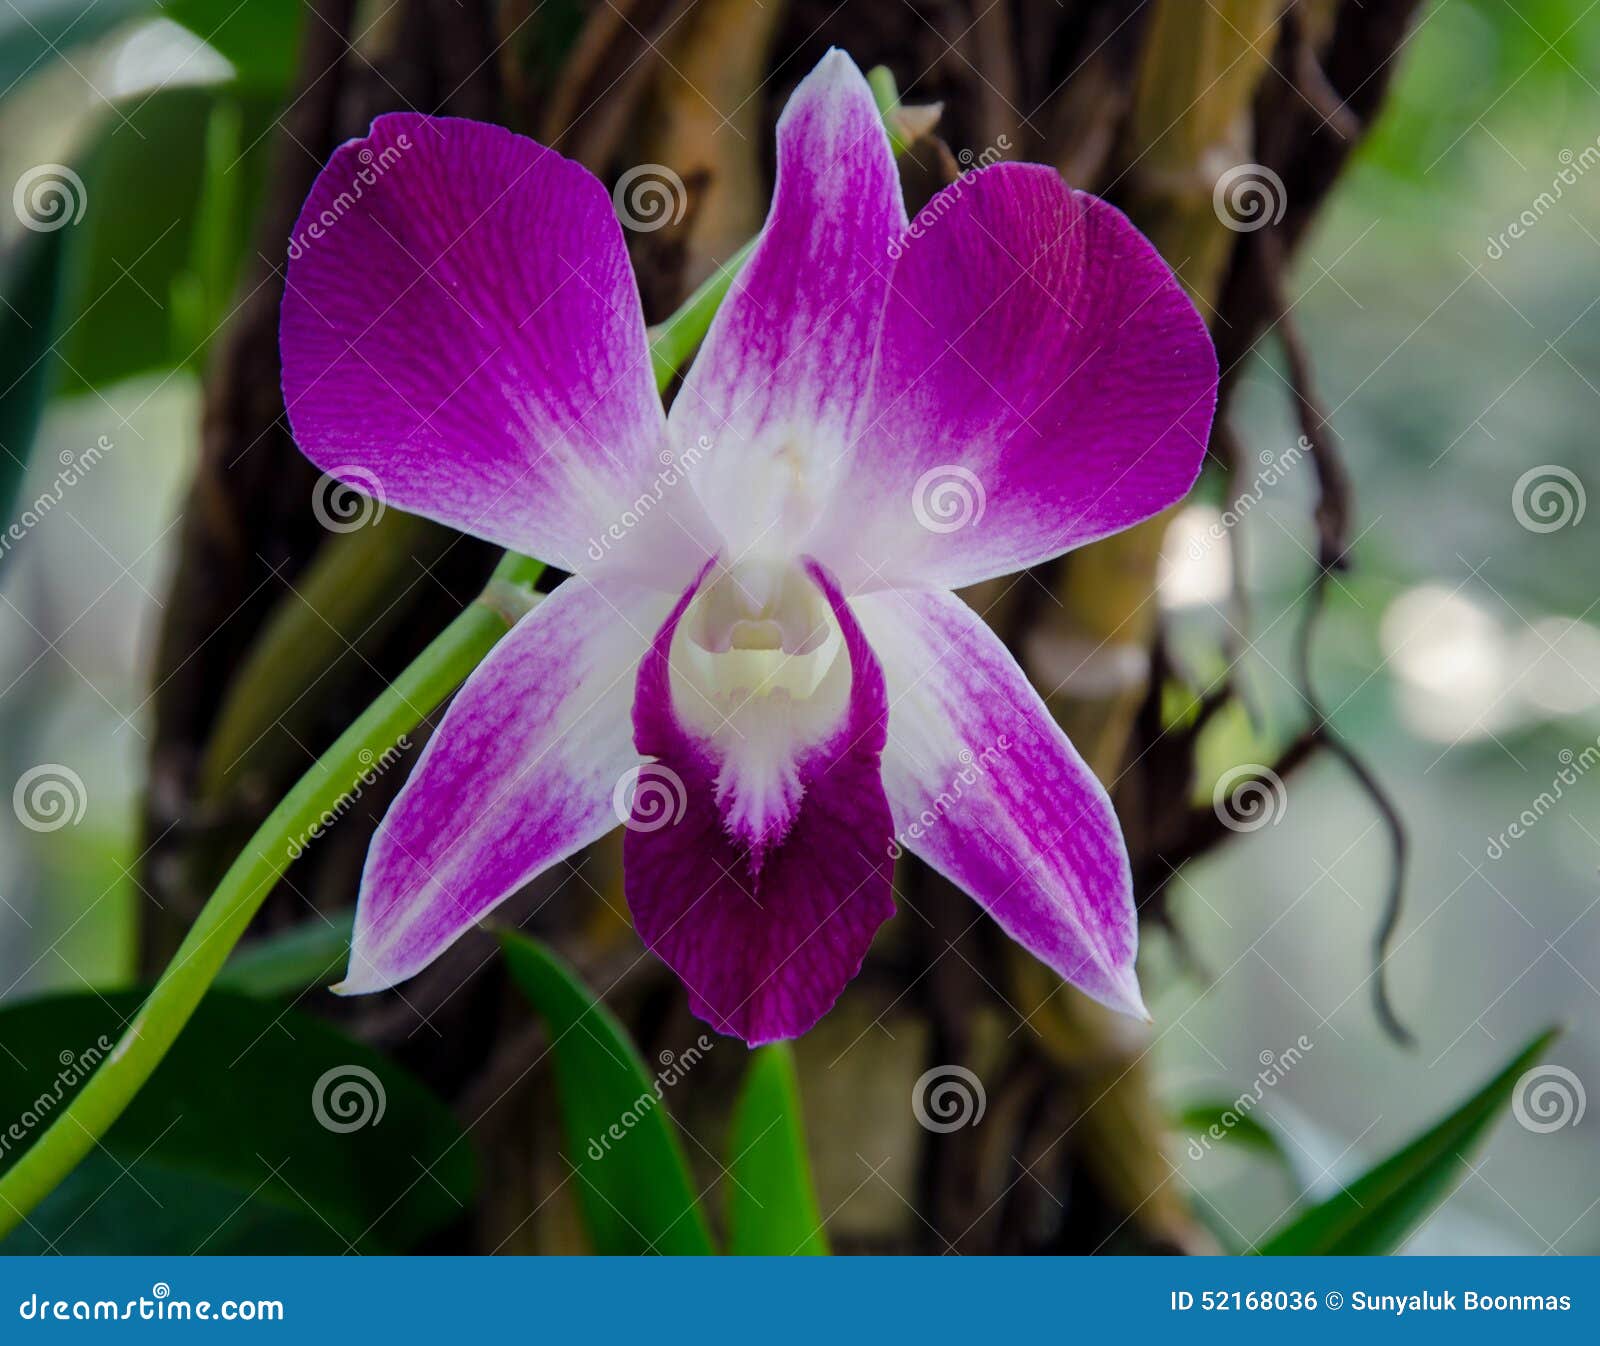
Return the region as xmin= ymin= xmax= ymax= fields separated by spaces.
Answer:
xmin=339 ymin=576 xmax=675 ymax=994
xmin=667 ymin=49 xmax=907 ymax=561
xmin=851 ymin=584 xmax=1146 ymax=1019
xmin=622 ymin=559 xmax=896 ymax=1044
xmin=810 ymin=163 xmax=1217 ymax=592
xmin=281 ymin=113 xmax=715 ymax=585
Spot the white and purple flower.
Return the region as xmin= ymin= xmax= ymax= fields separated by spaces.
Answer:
xmin=279 ymin=51 xmax=1217 ymax=1044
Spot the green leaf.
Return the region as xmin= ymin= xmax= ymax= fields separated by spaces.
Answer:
xmin=1257 ymin=1026 xmax=1561 ymax=1255
xmin=0 ymin=989 xmax=474 ymax=1253
xmin=1 ymin=2 xmax=302 ymax=98
xmin=0 ymin=1 xmax=145 ymax=98
xmin=216 ymin=911 xmax=353 ymax=998
xmin=0 ymin=227 xmax=69 ymax=530
xmin=727 ymin=1044 xmax=828 ymax=1255
xmin=57 ymin=88 xmax=277 ymax=393
xmin=499 ymin=932 xmax=714 ymax=1255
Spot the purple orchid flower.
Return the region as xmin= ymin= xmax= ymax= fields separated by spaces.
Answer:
xmin=279 ymin=50 xmax=1217 ymax=1045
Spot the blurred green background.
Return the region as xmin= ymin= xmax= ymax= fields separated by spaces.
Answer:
xmin=1 ymin=0 xmax=1596 ymax=1252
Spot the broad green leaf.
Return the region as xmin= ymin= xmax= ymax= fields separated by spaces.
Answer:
xmin=1257 ymin=1026 xmax=1560 ymax=1255
xmin=0 ymin=1 xmax=145 ymax=97
xmin=0 ymin=227 xmax=68 ymax=532
xmin=499 ymin=932 xmax=714 ymax=1255
xmin=57 ymin=89 xmax=276 ymax=393
xmin=0 ymin=989 xmax=474 ymax=1253
xmin=1 ymin=2 xmax=301 ymax=98
xmin=1176 ymin=1099 xmax=1292 ymax=1164
xmin=216 ymin=911 xmax=353 ymax=998
xmin=726 ymin=1044 xmax=828 ymax=1255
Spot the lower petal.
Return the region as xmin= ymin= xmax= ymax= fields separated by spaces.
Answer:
xmin=851 ymin=585 xmax=1145 ymax=1018
xmin=341 ymin=576 xmax=673 ymax=993
xmin=623 ymin=563 xmax=895 ymax=1043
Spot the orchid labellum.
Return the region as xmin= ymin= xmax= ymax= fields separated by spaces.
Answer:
xmin=280 ymin=50 xmax=1217 ymax=1044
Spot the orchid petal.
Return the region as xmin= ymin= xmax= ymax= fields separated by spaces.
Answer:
xmin=852 ymin=585 xmax=1145 ymax=1017
xmin=340 ymin=577 xmax=672 ymax=993
xmin=812 ymin=163 xmax=1216 ymax=590
xmin=668 ymin=50 xmax=907 ymax=560
xmin=281 ymin=113 xmax=710 ymax=583
xmin=622 ymin=562 xmax=895 ymax=1044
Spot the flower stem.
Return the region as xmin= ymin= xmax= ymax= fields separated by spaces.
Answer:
xmin=0 ymin=553 xmax=543 ymax=1234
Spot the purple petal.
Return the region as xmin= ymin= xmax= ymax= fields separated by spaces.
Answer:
xmin=339 ymin=577 xmax=673 ymax=993
xmin=623 ymin=562 xmax=895 ymax=1044
xmin=853 ymin=585 xmax=1146 ymax=1018
xmin=812 ymin=163 xmax=1217 ymax=590
xmin=281 ymin=113 xmax=710 ymax=581
xmin=668 ymin=50 xmax=906 ymax=559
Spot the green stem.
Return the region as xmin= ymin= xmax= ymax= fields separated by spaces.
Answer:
xmin=0 ymin=554 xmax=542 ymax=1233
xmin=0 ymin=73 xmax=932 ymax=1234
